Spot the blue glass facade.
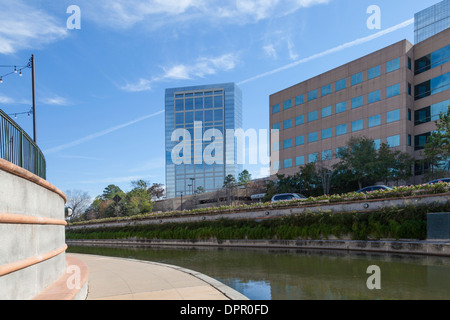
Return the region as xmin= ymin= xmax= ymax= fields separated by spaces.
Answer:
xmin=415 ymin=0 xmax=450 ymax=43
xmin=165 ymin=83 xmax=242 ymax=199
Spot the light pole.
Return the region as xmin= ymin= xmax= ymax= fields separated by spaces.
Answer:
xmin=30 ymin=54 xmax=36 ymax=143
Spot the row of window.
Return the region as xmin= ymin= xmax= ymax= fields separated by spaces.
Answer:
xmin=415 ymin=44 xmax=450 ymax=75
xmin=273 ymin=86 xmax=402 ymax=131
xmin=273 ymin=135 xmax=401 ymax=170
xmin=273 ymin=109 xmax=401 ymax=152
xmin=414 ymin=99 xmax=450 ymax=126
xmin=273 ymin=83 xmax=401 ymax=119
xmin=175 ymin=95 xmax=224 ymax=112
xmin=414 ymin=72 xmax=450 ymax=100
xmin=272 ymin=57 xmax=402 ymax=114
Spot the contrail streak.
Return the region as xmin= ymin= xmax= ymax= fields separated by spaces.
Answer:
xmin=238 ymin=18 xmax=415 ymax=85
xmin=44 ymin=109 xmax=164 ymax=154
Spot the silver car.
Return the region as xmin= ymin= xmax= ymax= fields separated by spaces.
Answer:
xmin=271 ymin=193 xmax=307 ymax=202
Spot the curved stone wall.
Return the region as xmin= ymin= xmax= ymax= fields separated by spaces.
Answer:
xmin=0 ymin=159 xmax=68 ymax=300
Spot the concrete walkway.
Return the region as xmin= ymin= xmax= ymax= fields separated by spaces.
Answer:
xmin=68 ymin=253 xmax=248 ymax=301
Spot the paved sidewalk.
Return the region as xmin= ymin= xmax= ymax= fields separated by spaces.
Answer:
xmin=68 ymin=253 xmax=248 ymax=301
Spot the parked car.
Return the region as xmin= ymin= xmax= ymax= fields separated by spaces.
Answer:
xmin=356 ymin=185 xmax=393 ymax=193
xmin=271 ymin=193 xmax=307 ymax=202
xmin=427 ymin=178 xmax=450 ymax=184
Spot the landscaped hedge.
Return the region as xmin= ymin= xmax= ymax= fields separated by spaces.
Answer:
xmin=68 ymin=182 xmax=450 ymax=226
xmin=66 ymin=201 xmax=450 ymax=241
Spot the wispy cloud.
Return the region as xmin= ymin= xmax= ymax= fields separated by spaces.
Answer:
xmin=121 ymin=78 xmax=153 ymax=92
xmin=44 ymin=109 xmax=164 ymax=154
xmin=79 ymin=0 xmax=332 ymax=29
xmin=41 ymin=96 xmax=71 ymax=106
xmin=121 ymin=53 xmax=239 ymax=92
xmin=239 ymin=18 xmax=415 ymax=85
xmin=0 ymin=0 xmax=67 ymax=54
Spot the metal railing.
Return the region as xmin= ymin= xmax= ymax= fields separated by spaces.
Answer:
xmin=0 ymin=109 xmax=46 ymax=179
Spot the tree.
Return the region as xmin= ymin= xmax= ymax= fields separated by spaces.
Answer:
xmin=334 ymin=137 xmax=379 ymax=190
xmin=148 ymin=183 xmax=165 ymax=200
xmin=424 ymin=106 xmax=450 ymax=174
xmin=101 ymin=184 xmax=124 ymax=200
xmin=65 ymin=190 xmax=91 ymax=219
xmin=238 ymin=170 xmax=252 ymax=185
xmin=195 ymin=186 xmax=206 ymax=194
xmin=238 ymin=169 xmax=252 ymax=197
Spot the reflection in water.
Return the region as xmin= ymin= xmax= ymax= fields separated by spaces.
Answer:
xmin=67 ymin=245 xmax=450 ymax=300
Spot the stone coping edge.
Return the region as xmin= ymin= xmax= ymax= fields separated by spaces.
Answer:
xmin=33 ymin=255 xmax=89 ymax=300
xmin=0 ymin=158 xmax=67 ymax=203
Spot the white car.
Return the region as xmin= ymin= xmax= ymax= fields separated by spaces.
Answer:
xmin=271 ymin=193 xmax=307 ymax=202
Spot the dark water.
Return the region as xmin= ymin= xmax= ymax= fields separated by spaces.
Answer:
xmin=67 ymin=245 xmax=450 ymax=300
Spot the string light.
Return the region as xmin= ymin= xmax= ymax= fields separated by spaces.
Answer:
xmin=6 ymin=108 xmax=33 ymax=119
xmin=0 ymin=60 xmax=31 ymax=84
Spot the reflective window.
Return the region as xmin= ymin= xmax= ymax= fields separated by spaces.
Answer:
xmin=352 ymin=119 xmax=364 ymax=132
xmin=322 ymin=149 xmax=332 ymax=161
xmin=368 ymin=65 xmax=381 ymax=79
xmin=296 ymin=156 xmax=305 ymax=166
xmin=284 ymin=119 xmax=292 ymax=129
xmin=415 ymin=44 xmax=450 ymax=75
xmin=273 ymin=123 xmax=280 ymax=130
xmin=336 ymin=78 xmax=347 ymax=91
xmin=284 ymin=159 xmax=293 ymax=169
xmin=386 ymin=83 xmax=400 ymax=98
xmin=308 ymin=153 xmax=318 ymax=163
xmin=387 ymin=135 xmax=401 ymax=148
xmin=386 ymin=58 xmax=400 ymax=73
xmin=352 ymin=72 xmax=363 ymax=86
xmin=296 ymin=135 xmax=305 ymax=146
xmin=374 ymin=139 xmax=381 ymax=150
xmin=272 ymin=103 xmax=281 ymax=114
xmin=352 ymin=96 xmax=363 ymax=109
xmin=415 ymin=133 xmax=431 ymax=150
xmin=185 ymin=98 xmax=194 ymax=110
xmin=296 ymin=115 xmax=305 ymax=126
xmin=175 ymin=99 xmax=184 ymax=111
xmin=308 ymin=89 xmax=318 ymax=101
xmin=368 ymin=90 xmax=381 ymax=103
xmin=322 ymin=106 xmax=332 ymax=118
xmin=308 ymin=132 xmax=318 ymax=143
xmin=284 ymin=139 xmax=293 ymax=149
xmin=387 ymin=109 xmax=401 ymax=123
xmin=308 ymin=111 xmax=318 ymax=122
xmin=336 ymin=124 xmax=347 ymax=136
xmin=414 ymin=99 xmax=450 ymax=125
xmin=368 ymin=114 xmax=381 ymax=128
xmin=295 ymin=94 xmax=305 ymax=105
xmin=322 ymin=84 xmax=332 ymax=96
xmin=322 ymin=128 xmax=332 ymax=139
xmin=195 ymin=98 xmax=203 ymax=109
xmin=336 ymin=101 xmax=347 ymax=113
xmin=284 ymin=99 xmax=292 ymax=110
xmin=214 ymin=96 xmax=223 ymax=108
xmin=414 ymin=72 xmax=450 ymax=100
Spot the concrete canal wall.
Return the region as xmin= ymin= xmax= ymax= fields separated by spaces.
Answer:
xmin=0 ymin=159 xmax=86 ymax=300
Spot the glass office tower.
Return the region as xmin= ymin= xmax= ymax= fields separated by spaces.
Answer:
xmin=415 ymin=0 xmax=450 ymax=43
xmin=165 ymin=83 xmax=242 ymax=199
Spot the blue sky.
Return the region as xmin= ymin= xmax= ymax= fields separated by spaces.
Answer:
xmin=0 ymin=0 xmax=442 ymax=199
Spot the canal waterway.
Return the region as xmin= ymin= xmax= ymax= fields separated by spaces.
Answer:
xmin=67 ymin=245 xmax=450 ymax=300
